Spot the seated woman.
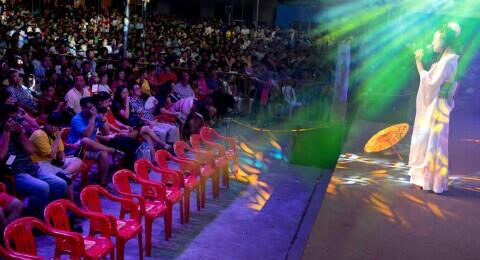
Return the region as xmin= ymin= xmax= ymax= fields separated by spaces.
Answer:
xmin=111 ymin=87 xmax=171 ymax=153
xmin=95 ymin=106 xmax=141 ymax=169
xmin=129 ymin=83 xmax=180 ymax=146
xmin=111 ymin=69 xmax=128 ymax=94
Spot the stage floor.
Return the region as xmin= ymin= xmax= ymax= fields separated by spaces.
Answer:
xmin=303 ymin=109 xmax=480 ymax=259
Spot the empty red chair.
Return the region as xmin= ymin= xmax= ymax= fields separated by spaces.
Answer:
xmin=3 ymin=217 xmax=82 ymax=259
xmin=174 ymin=141 xmax=219 ymax=207
xmin=134 ymin=159 xmax=184 ymax=224
xmin=191 ymin=134 xmax=229 ymax=191
xmin=113 ymin=170 xmax=171 ymax=255
xmin=155 ymin=150 xmax=201 ymax=223
xmin=44 ymin=199 xmax=114 ymax=260
xmin=80 ymin=185 xmax=143 ymax=260
xmin=200 ymin=127 xmax=238 ymax=188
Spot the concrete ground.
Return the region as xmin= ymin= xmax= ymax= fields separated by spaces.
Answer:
xmin=34 ymin=124 xmax=325 ymax=259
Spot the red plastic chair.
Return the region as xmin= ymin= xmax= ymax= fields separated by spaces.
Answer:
xmin=80 ymin=185 xmax=143 ymax=260
xmin=1 ymin=174 xmax=23 ymax=201
xmin=174 ymin=140 xmax=220 ymax=203
xmin=155 ymin=150 xmax=201 ymax=223
xmin=200 ymin=127 xmax=238 ymax=188
xmin=134 ymin=159 xmax=184 ymax=224
xmin=113 ymin=170 xmax=171 ymax=255
xmin=44 ymin=199 xmax=115 ymax=260
xmin=191 ymin=134 xmax=229 ymax=190
xmin=3 ymin=217 xmax=82 ymax=259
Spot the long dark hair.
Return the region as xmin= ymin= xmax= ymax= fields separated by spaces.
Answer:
xmin=113 ymin=85 xmax=128 ymax=108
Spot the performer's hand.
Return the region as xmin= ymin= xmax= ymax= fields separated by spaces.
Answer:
xmin=415 ymin=49 xmax=424 ymax=60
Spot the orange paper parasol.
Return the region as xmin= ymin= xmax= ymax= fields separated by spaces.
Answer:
xmin=364 ymin=123 xmax=410 ymax=161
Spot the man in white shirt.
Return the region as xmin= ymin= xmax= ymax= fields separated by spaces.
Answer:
xmin=65 ymin=75 xmax=90 ymax=113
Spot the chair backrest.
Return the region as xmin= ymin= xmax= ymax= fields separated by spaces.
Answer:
xmin=134 ymin=159 xmax=153 ymax=180
xmin=154 ymin=150 xmax=170 ymax=169
xmin=112 ymin=170 xmax=136 ymax=194
xmin=173 ymin=141 xmax=189 ymax=159
xmin=3 ymin=217 xmax=40 ymax=256
xmin=200 ymin=127 xmax=215 ymax=142
xmin=155 ymin=149 xmax=197 ymax=180
xmin=80 ymin=185 xmax=105 ymax=213
xmin=190 ymin=134 xmax=202 ymax=150
xmin=115 ymin=168 xmax=167 ymax=202
xmin=44 ymin=199 xmax=73 ymax=232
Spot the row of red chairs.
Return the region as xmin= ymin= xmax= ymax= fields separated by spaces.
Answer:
xmin=0 ymin=127 xmax=238 ymax=260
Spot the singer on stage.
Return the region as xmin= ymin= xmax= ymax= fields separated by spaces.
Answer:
xmin=408 ymin=22 xmax=461 ymax=193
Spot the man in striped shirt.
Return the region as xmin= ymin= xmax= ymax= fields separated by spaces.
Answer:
xmin=174 ymin=72 xmax=194 ymax=99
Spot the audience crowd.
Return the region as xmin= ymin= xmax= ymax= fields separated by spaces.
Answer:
xmin=0 ymin=1 xmax=334 ymax=230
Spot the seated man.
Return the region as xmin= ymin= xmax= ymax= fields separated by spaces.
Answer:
xmin=65 ymin=75 xmax=91 ymax=114
xmin=6 ymin=69 xmax=38 ymax=115
xmin=67 ymin=97 xmax=121 ymax=186
xmin=0 ymin=105 xmax=67 ymax=219
xmin=30 ymin=112 xmax=84 ymax=201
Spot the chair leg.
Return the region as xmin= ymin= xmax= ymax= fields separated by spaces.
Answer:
xmin=184 ymin=190 xmax=190 ymax=224
xmin=81 ymin=168 xmax=89 ymax=187
xmin=212 ymin=172 xmax=220 ymax=198
xmin=179 ymin=198 xmax=184 ymax=224
xmin=233 ymin=159 xmax=239 ymax=178
xmin=119 ymin=206 xmax=126 ymax=219
xmin=138 ymin=228 xmax=144 ymax=260
xmin=196 ymin=186 xmax=201 ymax=211
xmin=54 ymin=247 xmax=62 ymax=259
xmin=145 ymin=218 xmax=152 ymax=256
xmin=201 ymin=178 xmax=207 ymax=208
xmin=168 ymin=208 xmax=173 ymax=239
xmin=223 ymin=165 xmax=230 ymax=189
xmin=116 ymin=239 xmax=125 ymax=260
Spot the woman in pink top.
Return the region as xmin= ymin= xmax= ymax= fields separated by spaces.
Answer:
xmin=195 ymin=71 xmax=212 ymax=99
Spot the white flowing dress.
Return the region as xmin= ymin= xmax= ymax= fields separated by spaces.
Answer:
xmin=408 ymin=53 xmax=459 ymax=193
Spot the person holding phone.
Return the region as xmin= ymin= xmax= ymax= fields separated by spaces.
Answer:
xmin=67 ymin=97 xmax=123 ymax=186
xmin=0 ymin=105 xmax=67 ymax=219
xmin=30 ymin=112 xmax=84 ymax=201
